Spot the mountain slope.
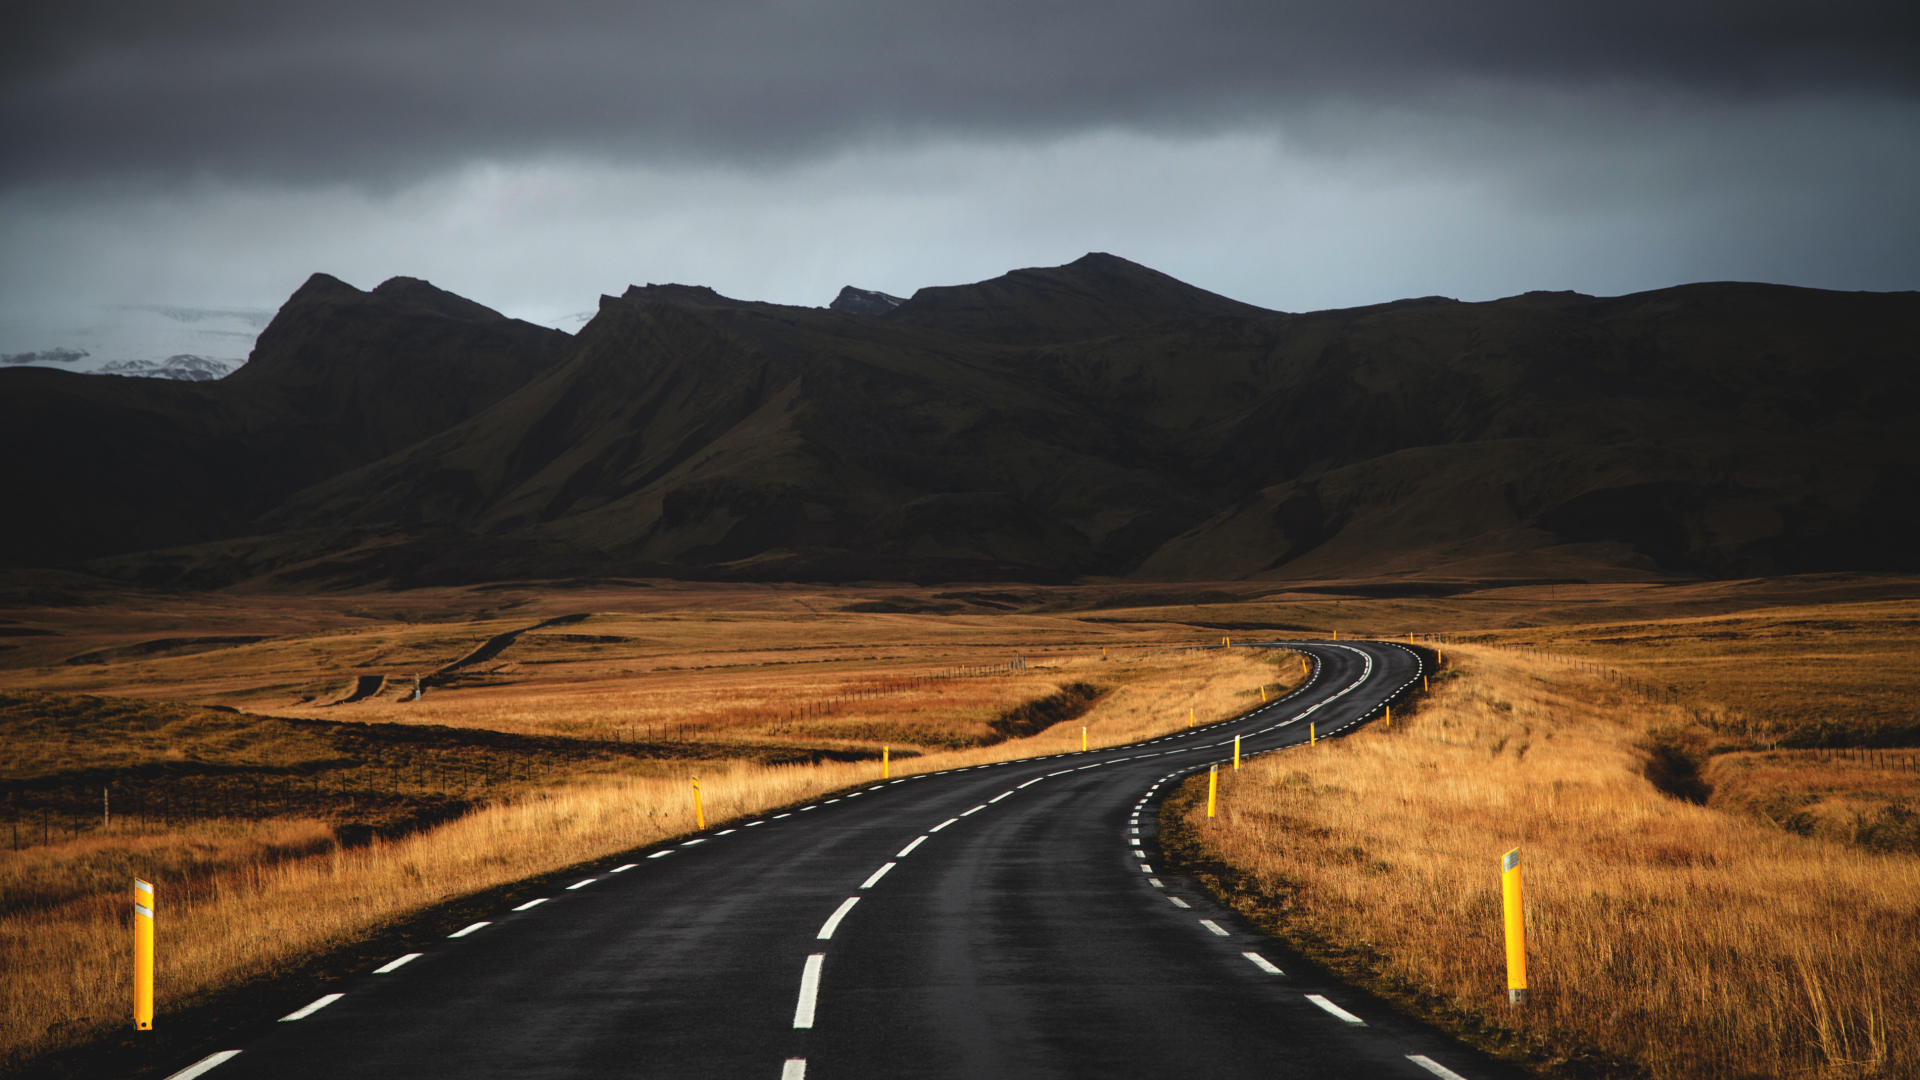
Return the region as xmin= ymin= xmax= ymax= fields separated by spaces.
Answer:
xmin=7 ymin=257 xmax=1916 ymax=586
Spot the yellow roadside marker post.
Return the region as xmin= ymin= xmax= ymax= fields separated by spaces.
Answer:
xmin=692 ymin=776 xmax=705 ymax=830
xmin=882 ymin=746 xmax=890 ymax=779
xmin=1189 ymin=707 xmax=1194 ymax=729
xmin=1310 ymin=723 xmax=1316 ymax=746
xmin=1385 ymin=706 xmax=1391 ymax=729
xmin=1260 ymin=685 xmax=1267 ymax=703
xmin=1081 ymin=726 xmax=1088 ymax=751
xmin=1502 ymin=849 xmax=1528 ymax=1005
xmin=1207 ymin=765 xmax=1218 ymax=819
xmin=1233 ymin=735 xmax=1241 ymax=770
xmin=134 ymin=878 xmax=154 ymax=1030
xmin=1333 ymin=629 xmax=1338 ymax=641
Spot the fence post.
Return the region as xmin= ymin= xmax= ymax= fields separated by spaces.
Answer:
xmin=1502 ymin=848 xmax=1528 ymax=1005
xmin=134 ymin=878 xmax=154 ymax=1030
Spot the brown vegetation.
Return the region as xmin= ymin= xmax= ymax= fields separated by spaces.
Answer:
xmin=1167 ymin=643 xmax=1920 ymax=1079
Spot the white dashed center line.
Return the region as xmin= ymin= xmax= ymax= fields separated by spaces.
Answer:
xmin=988 ymin=790 xmax=1014 ymax=803
xmin=611 ymin=864 xmax=637 ymax=872
xmin=897 ymin=836 xmax=929 ymax=857
xmin=1141 ymin=864 xmax=1154 ymax=873
xmin=373 ymin=953 xmax=421 ymax=973
xmin=1242 ymin=952 xmax=1283 ymax=975
xmin=746 ymin=821 xmax=766 ymax=827
xmin=782 ymin=1059 xmax=807 ymax=1080
xmin=1148 ymin=878 xmax=1164 ymax=888
xmin=447 ymin=922 xmax=489 ymax=938
xmin=681 ymin=839 xmax=707 ymax=846
xmin=279 ymin=994 xmax=343 ymax=1021
xmin=567 ymin=878 xmax=595 ymax=889
xmin=1017 ymin=777 xmax=1044 ymax=788
xmin=162 ymin=1050 xmax=242 ymax=1079
xmin=929 ymin=817 xmax=960 ymax=833
xmin=648 ymin=851 xmax=672 ymax=859
xmin=1406 ymin=1055 xmax=1471 ymax=1080
xmin=773 ymin=813 xmax=792 ymax=819
xmin=512 ymin=898 xmax=548 ymax=911
xmin=861 ymin=862 xmax=896 ymax=888
xmin=1198 ymin=919 xmax=1229 ymax=936
xmin=816 ymin=897 xmax=861 ymax=940
xmin=960 ymin=804 xmax=988 ymax=816
xmin=1168 ymin=897 xmax=1191 ymax=909
xmin=1306 ymin=994 xmax=1367 ymax=1025
xmin=716 ymin=829 xmax=737 ymax=835
xmin=793 ymin=954 xmax=825 ymax=1029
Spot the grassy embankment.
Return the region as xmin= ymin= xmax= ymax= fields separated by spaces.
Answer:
xmin=1168 ymin=632 xmax=1920 ymax=1080
xmin=1 ymin=646 xmax=1299 ymax=1074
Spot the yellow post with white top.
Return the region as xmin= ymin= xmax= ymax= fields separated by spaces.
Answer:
xmin=1502 ymin=848 xmax=1528 ymax=1005
xmin=134 ymin=878 xmax=154 ymax=1030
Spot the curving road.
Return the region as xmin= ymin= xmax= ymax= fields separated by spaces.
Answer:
xmin=165 ymin=641 xmax=1523 ymax=1080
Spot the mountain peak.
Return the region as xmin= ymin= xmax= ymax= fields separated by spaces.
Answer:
xmin=370 ymin=277 xmax=507 ymax=321
xmin=886 ymin=253 xmax=1275 ymax=346
xmin=830 ymin=286 xmax=908 ymax=315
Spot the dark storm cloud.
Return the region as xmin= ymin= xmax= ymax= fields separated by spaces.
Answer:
xmin=4 ymin=0 xmax=1916 ymax=186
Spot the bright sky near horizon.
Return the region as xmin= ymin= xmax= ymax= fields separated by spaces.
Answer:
xmin=2 ymin=0 xmax=1915 ymax=342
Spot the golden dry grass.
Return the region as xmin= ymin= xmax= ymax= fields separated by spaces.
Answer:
xmin=1175 ymin=644 xmax=1920 ymax=1079
xmin=0 ymin=647 xmax=1289 ymax=1071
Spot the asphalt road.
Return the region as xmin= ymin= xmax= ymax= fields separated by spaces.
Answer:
xmin=169 ymin=641 xmax=1525 ymax=1080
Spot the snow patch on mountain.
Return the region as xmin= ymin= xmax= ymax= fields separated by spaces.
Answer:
xmin=0 ymin=303 xmax=270 ymax=379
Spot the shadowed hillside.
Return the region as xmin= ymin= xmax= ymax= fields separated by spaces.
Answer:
xmin=4 ymin=256 xmax=1916 ymax=588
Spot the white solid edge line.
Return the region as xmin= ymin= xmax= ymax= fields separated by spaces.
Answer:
xmin=279 ymin=993 xmax=344 ymax=1021
xmin=1305 ymin=994 xmax=1367 ymax=1025
xmin=816 ymin=896 xmax=861 ymax=939
xmin=611 ymin=863 xmax=637 ymax=872
xmin=567 ymin=878 xmax=596 ymax=889
xmin=448 ymin=921 xmax=489 ymax=938
xmin=1199 ymin=919 xmax=1230 ymax=936
xmin=1243 ymin=951 xmax=1283 ymax=975
xmin=988 ymin=790 xmax=1014 ymax=803
xmin=959 ymin=804 xmax=987 ymax=816
xmin=373 ymin=953 xmax=422 ymax=973
xmin=161 ymin=1050 xmax=242 ymax=1080
xmin=929 ymin=817 xmax=959 ymax=832
xmin=782 ymin=1059 xmax=807 ymax=1080
xmin=793 ymin=954 xmax=826 ymax=1028
xmin=897 ymin=835 xmax=929 ymax=857
xmin=1406 ymin=1055 xmax=1471 ymax=1080
xmin=861 ymin=862 xmax=896 ymax=888
xmin=513 ymin=898 xmax=548 ymax=911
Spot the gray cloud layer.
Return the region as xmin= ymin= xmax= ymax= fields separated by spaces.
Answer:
xmin=7 ymin=1 xmax=1917 ymax=186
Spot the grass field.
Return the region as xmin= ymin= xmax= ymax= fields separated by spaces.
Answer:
xmin=1166 ymin=637 xmax=1920 ymax=1080
xmin=2 ymin=571 xmax=1917 ymax=1078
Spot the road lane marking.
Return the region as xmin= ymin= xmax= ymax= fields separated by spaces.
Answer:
xmin=682 ymin=838 xmax=708 ymax=846
xmin=774 ymin=813 xmax=792 ymax=819
xmin=897 ymin=836 xmax=928 ymax=857
xmin=1140 ymin=864 xmax=1154 ymax=872
xmin=988 ymin=791 xmax=1014 ymax=803
xmin=793 ymin=954 xmax=825 ymax=1028
xmin=1130 ymin=827 xmax=1139 ymax=833
xmin=279 ymin=994 xmax=343 ymax=1021
xmin=1130 ymin=839 xmax=1141 ymax=845
xmin=929 ymin=818 xmax=960 ymax=832
xmin=1076 ymin=763 xmax=1103 ymax=770
xmin=1133 ymin=851 xmax=1147 ymax=858
xmin=1243 ymin=952 xmax=1283 ymax=974
xmin=825 ymin=799 xmax=841 ymax=804
xmin=1148 ymin=878 xmax=1164 ymax=887
xmin=513 ymin=898 xmax=548 ymax=911
xmin=161 ymin=1051 xmax=242 ymax=1080
xmin=611 ymin=864 xmax=637 ymax=872
xmin=800 ymin=806 xmax=818 ymax=811
xmin=1047 ymin=770 xmax=1072 ymax=776
xmin=716 ymin=829 xmax=737 ymax=835
xmin=782 ymin=1060 xmax=807 ymax=1080
xmin=817 ymin=897 xmax=861 ymax=939
xmin=567 ymin=878 xmax=596 ymax=889
xmin=1406 ymin=1055 xmax=1470 ymax=1079
xmin=373 ymin=954 xmax=421 ymax=973
xmin=448 ymin=922 xmax=489 ymax=937
xmin=960 ymin=805 xmax=988 ymax=816
xmin=747 ymin=821 xmax=766 ymax=826
xmin=1305 ymin=994 xmax=1367 ymax=1025
xmin=861 ymin=863 xmax=896 ymax=888
xmin=1199 ymin=919 xmax=1229 ymax=936
xmin=648 ymin=851 xmax=673 ymax=859
xmin=1017 ymin=777 xmax=1044 ymax=788
xmin=1169 ymin=897 xmax=1191 ymax=908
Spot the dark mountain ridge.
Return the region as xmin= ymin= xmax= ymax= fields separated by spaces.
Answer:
xmin=4 ymin=256 xmax=1915 ymax=588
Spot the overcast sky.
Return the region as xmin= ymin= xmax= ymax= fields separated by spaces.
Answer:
xmin=2 ymin=0 xmax=1916 ymax=340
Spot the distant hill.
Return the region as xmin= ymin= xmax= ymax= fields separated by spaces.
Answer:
xmin=3 ymin=256 xmax=1916 ymax=588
